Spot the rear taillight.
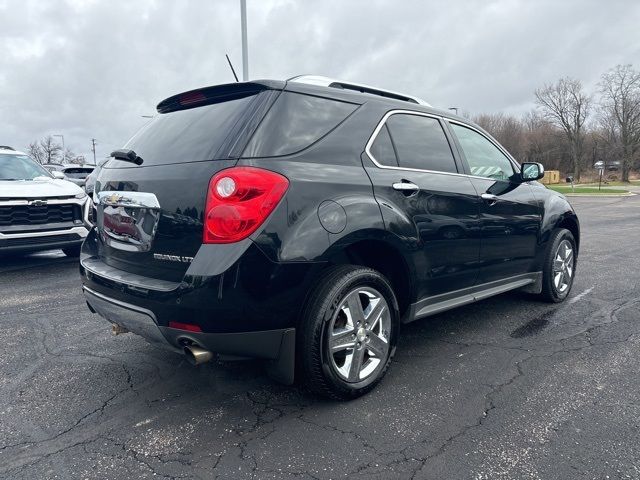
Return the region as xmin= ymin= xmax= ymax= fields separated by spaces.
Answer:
xmin=203 ymin=167 xmax=289 ymax=244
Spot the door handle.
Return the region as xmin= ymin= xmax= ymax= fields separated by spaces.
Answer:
xmin=481 ymin=193 xmax=499 ymax=205
xmin=392 ymin=182 xmax=420 ymax=192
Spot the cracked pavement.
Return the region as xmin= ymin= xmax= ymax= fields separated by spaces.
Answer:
xmin=1 ymin=194 xmax=639 ymax=479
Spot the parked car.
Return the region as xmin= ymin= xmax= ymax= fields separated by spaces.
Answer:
xmin=61 ymin=164 xmax=94 ymax=187
xmin=0 ymin=148 xmax=90 ymax=256
xmin=84 ymin=158 xmax=109 ymax=196
xmin=80 ymin=76 xmax=580 ymax=399
xmin=593 ymin=160 xmax=621 ymax=172
xmin=42 ymin=163 xmax=94 ymax=187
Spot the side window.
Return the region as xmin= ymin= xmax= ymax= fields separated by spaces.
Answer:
xmin=450 ymin=123 xmax=515 ymax=181
xmin=385 ymin=114 xmax=458 ymax=173
xmin=369 ymin=124 xmax=398 ymax=167
xmin=242 ymin=92 xmax=357 ymax=157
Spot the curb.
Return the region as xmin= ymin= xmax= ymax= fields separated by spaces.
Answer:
xmin=563 ymin=192 xmax=636 ymax=197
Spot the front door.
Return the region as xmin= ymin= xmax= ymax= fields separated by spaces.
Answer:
xmin=447 ymin=121 xmax=542 ymax=284
xmin=363 ymin=112 xmax=482 ymax=300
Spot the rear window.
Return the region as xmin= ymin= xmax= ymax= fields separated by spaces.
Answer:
xmin=63 ymin=168 xmax=93 ymax=178
xmin=114 ymin=93 xmax=259 ymax=167
xmin=242 ymin=92 xmax=357 ymax=158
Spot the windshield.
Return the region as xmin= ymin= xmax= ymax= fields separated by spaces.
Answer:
xmin=0 ymin=154 xmax=53 ymax=180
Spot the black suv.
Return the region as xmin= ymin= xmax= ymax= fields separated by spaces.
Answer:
xmin=80 ymin=76 xmax=579 ymax=399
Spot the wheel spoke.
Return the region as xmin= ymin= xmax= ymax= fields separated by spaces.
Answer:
xmin=347 ymin=347 xmax=366 ymax=382
xmin=553 ymin=259 xmax=564 ymax=272
xmin=366 ymin=298 xmax=386 ymax=330
xmin=330 ymin=328 xmax=355 ymax=352
xmin=345 ymin=291 xmax=365 ymax=326
xmin=554 ymin=271 xmax=563 ymax=288
xmin=366 ymin=333 xmax=388 ymax=358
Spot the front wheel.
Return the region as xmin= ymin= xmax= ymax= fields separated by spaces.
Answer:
xmin=298 ymin=265 xmax=399 ymax=400
xmin=540 ymin=228 xmax=577 ymax=303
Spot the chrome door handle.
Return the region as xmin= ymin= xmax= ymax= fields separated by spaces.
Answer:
xmin=481 ymin=193 xmax=499 ymax=204
xmin=392 ymin=182 xmax=420 ymax=192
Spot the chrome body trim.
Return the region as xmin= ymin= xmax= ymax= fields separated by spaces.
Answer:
xmin=363 ymin=109 xmax=523 ymax=180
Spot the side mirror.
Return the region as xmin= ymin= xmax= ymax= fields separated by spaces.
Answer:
xmin=520 ymin=162 xmax=545 ymax=182
xmin=52 ymin=171 xmax=65 ymax=180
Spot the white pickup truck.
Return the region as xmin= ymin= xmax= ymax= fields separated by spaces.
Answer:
xmin=0 ymin=147 xmax=90 ymax=256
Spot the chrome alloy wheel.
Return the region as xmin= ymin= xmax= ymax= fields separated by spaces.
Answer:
xmin=327 ymin=287 xmax=391 ymax=383
xmin=553 ymin=239 xmax=574 ymax=294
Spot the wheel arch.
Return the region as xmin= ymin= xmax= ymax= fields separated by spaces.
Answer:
xmin=320 ymin=232 xmax=415 ymax=320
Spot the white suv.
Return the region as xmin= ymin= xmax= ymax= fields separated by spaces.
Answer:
xmin=0 ymin=147 xmax=90 ymax=256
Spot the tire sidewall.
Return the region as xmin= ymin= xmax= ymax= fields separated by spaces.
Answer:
xmin=317 ymin=269 xmax=399 ymax=394
xmin=545 ymin=229 xmax=577 ymax=301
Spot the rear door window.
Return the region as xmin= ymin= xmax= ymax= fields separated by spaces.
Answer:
xmin=384 ymin=114 xmax=458 ymax=173
xmin=242 ymin=92 xmax=358 ymax=157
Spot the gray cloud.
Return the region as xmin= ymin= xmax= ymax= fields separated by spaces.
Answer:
xmin=2 ymin=0 xmax=639 ymax=160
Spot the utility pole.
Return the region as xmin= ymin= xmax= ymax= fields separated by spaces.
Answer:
xmin=91 ymin=138 xmax=97 ymax=165
xmin=240 ymin=0 xmax=248 ymax=81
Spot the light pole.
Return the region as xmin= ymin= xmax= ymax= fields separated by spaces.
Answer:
xmin=53 ymin=134 xmax=65 ymax=162
xmin=240 ymin=0 xmax=248 ymax=81
xmin=448 ymin=107 xmax=459 ymax=115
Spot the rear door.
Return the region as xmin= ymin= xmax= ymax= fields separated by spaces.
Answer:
xmin=363 ymin=111 xmax=482 ymax=300
xmin=93 ymin=85 xmax=278 ymax=282
xmin=446 ymin=121 xmax=542 ymax=284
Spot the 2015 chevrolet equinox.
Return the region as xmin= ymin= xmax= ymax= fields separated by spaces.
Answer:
xmin=80 ymin=76 xmax=579 ymax=399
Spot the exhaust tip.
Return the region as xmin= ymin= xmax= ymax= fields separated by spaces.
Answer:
xmin=184 ymin=345 xmax=213 ymax=366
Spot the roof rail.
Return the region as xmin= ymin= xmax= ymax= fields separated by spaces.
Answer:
xmin=287 ymin=75 xmax=431 ymax=107
xmin=0 ymin=145 xmax=15 ymax=151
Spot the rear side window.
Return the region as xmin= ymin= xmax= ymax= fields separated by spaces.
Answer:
xmin=117 ymin=93 xmax=259 ymax=167
xmin=369 ymin=124 xmax=398 ymax=167
xmin=385 ymin=114 xmax=457 ymax=173
xmin=242 ymin=92 xmax=357 ymax=157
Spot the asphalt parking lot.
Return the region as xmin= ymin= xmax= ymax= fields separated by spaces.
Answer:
xmin=1 ymin=194 xmax=639 ymax=480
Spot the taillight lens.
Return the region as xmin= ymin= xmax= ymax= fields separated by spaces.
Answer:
xmin=203 ymin=167 xmax=289 ymax=244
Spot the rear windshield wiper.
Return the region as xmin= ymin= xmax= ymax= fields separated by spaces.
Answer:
xmin=110 ymin=149 xmax=144 ymax=165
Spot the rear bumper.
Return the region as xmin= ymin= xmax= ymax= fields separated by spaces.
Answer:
xmin=83 ymin=285 xmax=296 ymax=383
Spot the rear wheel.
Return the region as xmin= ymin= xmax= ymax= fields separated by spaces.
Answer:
xmin=540 ymin=228 xmax=577 ymax=303
xmin=298 ymin=265 xmax=399 ymax=400
xmin=62 ymin=245 xmax=81 ymax=257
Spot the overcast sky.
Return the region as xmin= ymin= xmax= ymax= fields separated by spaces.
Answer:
xmin=2 ymin=0 xmax=639 ymax=161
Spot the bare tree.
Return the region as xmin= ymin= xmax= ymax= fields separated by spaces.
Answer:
xmin=26 ymin=136 xmax=64 ymax=164
xmin=535 ymin=78 xmax=591 ymax=180
xmin=28 ymin=142 xmax=46 ymax=164
xmin=598 ymin=64 xmax=640 ymax=182
xmin=39 ymin=136 xmax=63 ymax=164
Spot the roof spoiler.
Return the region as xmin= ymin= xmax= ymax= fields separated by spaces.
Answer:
xmin=156 ymin=81 xmax=277 ymax=114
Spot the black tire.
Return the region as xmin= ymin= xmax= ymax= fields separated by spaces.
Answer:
xmin=62 ymin=245 xmax=81 ymax=257
xmin=539 ymin=228 xmax=577 ymax=303
xmin=297 ymin=265 xmax=400 ymax=400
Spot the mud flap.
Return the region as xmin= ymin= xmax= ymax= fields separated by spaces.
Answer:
xmin=266 ymin=328 xmax=296 ymax=385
